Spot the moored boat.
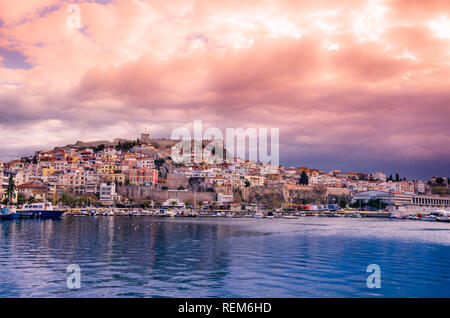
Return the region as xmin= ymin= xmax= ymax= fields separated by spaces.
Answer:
xmin=18 ymin=202 xmax=65 ymax=218
xmin=266 ymin=211 xmax=275 ymax=219
xmin=0 ymin=207 xmax=17 ymax=220
xmin=421 ymin=215 xmax=437 ymax=222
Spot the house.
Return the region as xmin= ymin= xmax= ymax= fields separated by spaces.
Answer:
xmin=129 ymin=167 xmax=158 ymax=186
xmin=99 ymin=183 xmax=120 ymax=203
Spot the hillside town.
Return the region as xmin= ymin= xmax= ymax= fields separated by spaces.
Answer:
xmin=1 ymin=133 xmax=449 ymax=214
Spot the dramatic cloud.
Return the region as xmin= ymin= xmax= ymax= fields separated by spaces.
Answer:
xmin=0 ymin=0 xmax=449 ymax=178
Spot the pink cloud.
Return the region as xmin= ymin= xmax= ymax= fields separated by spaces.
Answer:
xmin=0 ymin=0 xmax=449 ymax=177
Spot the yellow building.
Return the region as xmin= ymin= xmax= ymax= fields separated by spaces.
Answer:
xmin=97 ymin=164 xmax=118 ymax=175
xmin=105 ymin=173 xmax=125 ymax=185
xmin=41 ymin=166 xmax=56 ymax=176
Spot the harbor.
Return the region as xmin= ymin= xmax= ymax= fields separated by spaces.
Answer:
xmin=1 ymin=215 xmax=449 ymax=297
xmin=4 ymin=202 xmax=449 ymax=222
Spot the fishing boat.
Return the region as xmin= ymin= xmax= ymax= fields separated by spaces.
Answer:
xmin=19 ymin=202 xmax=66 ymax=218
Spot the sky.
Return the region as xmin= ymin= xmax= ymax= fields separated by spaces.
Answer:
xmin=0 ymin=0 xmax=449 ymax=179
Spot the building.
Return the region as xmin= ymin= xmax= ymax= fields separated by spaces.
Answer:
xmin=352 ymin=190 xmax=450 ymax=210
xmin=99 ymin=183 xmax=120 ymax=203
xmin=129 ymin=167 xmax=158 ymax=186
xmin=105 ymin=173 xmax=125 ymax=185
xmin=17 ymin=183 xmax=47 ymax=200
xmin=218 ymin=193 xmax=234 ymax=204
xmin=137 ymin=158 xmax=155 ymax=169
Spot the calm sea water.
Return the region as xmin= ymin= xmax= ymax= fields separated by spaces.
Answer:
xmin=0 ymin=216 xmax=449 ymax=297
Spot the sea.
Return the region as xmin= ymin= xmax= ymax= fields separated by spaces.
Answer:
xmin=0 ymin=216 xmax=449 ymax=297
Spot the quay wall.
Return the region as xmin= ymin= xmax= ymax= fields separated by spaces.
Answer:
xmin=117 ymin=185 xmax=216 ymax=203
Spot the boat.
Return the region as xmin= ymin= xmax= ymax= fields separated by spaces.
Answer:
xmin=253 ymin=212 xmax=263 ymax=218
xmin=266 ymin=211 xmax=275 ymax=219
xmin=18 ymin=202 xmax=65 ymax=218
xmin=159 ymin=209 xmax=175 ymax=217
xmin=408 ymin=214 xmax=421 ymax=220
xmin=282 ymin=215 xmax=297 ymax=219
xmin=436 ymin=217 xmax=450 ymax=223
xmin=0 ymin=207 xmax=17 ymax=220
xmin=431 ymin=210 xmax=450 ymax=223
xmin=421 ymin=215 xmax=437 ymax=222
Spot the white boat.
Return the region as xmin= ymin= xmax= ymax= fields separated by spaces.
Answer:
xmin=266 ymin=211 xmax=275 ymax=219
xmin=254 ymin=212 xmax=263 ymax=219
xmin=282 ymin=215 xmax=297 ymax=219
xmin=421 ymin=215 xmax=436 ymax=222
xmin=19 ymin=202 xmax=65 ymax=218
xmin=436 ymin=216 xmax=450 ymax=223
xmin=159 ymin=209 xmax=175 ymax=217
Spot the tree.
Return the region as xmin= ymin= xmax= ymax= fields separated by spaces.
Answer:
xmin=436 ymin=177 xmax=445 ymax=186
xmin=7 ymin=175 xmax=15 ymax=204
xmin=298 ymin=171 xmax=309 ymax=185
xmin=94 ymin=144 xmax=105 ymax=152
xmin=244 ymin=180 xmax=251 ymax=187
xmin=349 ymin=199 xmax=366 ymax=209
xmin=17 ymin=193 xmax=26 ymax=205
xmin=395 ymin=173 xmax=400 ymax=182
xmin=387 ymin=174 xmax=394 ymax=181
xmin=170 ymin=201 xmax=177 ymax=208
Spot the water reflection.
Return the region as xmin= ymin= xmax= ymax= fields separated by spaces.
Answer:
xmin=0 ymin=217 xmax=449 ymax=297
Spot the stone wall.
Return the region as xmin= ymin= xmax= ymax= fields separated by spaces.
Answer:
xmin=117 ymin=185 xmax=216 ymax=203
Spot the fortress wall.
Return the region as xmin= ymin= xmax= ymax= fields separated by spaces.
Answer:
xmin=117 ymin=185 xmax=216 ymax=203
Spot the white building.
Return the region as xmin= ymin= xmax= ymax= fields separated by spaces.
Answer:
xmin=218 ymin=193 xmax=234 ymax=204
xmin=137 ymin=159 xmax=155 ymax=169
xmin=99 ymin=183 xmax=120 ymax=203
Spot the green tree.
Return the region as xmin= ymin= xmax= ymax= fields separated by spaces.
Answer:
xmin=338 ymin=198 xmax=347 ymax=209
xmin=244 ymin=180 xmax=251 ymax=187
xmin=28 ymin=196 xmax=37 ymax=204
xmin=17 ymin=193 xmax=26 ymax=205
xmin=298 ymin=171 xmax=309 ymax=185
xmin=349 ymin=199 xmax=366 ymax=209
xmin=7 ymin=175 xmax=15 ymax=204
xmin=395 ymin=173 xmax=400 ymax=182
